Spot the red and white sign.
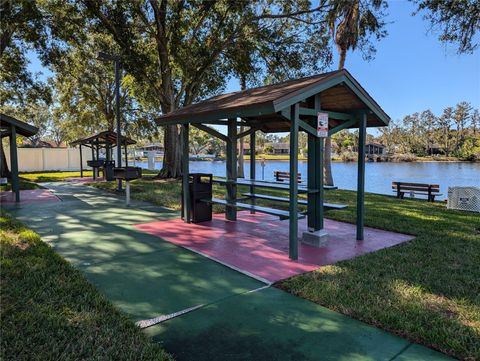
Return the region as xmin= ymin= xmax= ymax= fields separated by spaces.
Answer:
xmin=317 ymin=112 xmax=328 ymax=137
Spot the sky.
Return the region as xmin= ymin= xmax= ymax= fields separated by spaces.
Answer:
xmin=223 ymin=0 xmax=480 ymax=123
xmin=27 ymin=1 xmax=479 ymax=128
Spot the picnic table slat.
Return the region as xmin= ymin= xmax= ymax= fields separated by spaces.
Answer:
xmin=213 ymin=178 xmax=337 ymax=193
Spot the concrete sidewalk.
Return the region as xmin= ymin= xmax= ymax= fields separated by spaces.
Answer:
xmin=4 ymin=182 xmax=452 ymax=360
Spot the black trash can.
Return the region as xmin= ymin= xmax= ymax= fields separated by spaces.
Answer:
xmin=103 ymin=161 xmax=115 ymax=181
xmin=182 ymin=173 xmax=212 ymax=223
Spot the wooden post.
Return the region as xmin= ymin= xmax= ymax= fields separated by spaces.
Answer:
xmin=9 ymin=126 xmax=19 ymax=202
xmin=182 ymin=124 xmax=191 ymax=223
xmin=356 ymin=112 xmax=367 ymax=240
xmin=226 ymin=118 xmax=237 ymax=221
xmin=250 ymin=130 xmax=256 ymax=213
xmin=289 ymin=104 xmax=299 ymax=260
xmin=124 ymin=139 xmax=128 ymax=167
xmin=79 ymin=144 xmax=83 ymax=178
xmin=307 ymin=94 xmax=324 ymax=231
xmin=91 ymin=142 xmax=96 ymax=180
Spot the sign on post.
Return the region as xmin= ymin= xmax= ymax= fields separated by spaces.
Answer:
xmin=317 ymin=112 xmax=329 ymax=138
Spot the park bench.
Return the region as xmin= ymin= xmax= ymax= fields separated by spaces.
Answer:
xmin=241 ymin=193 xmax=347 ymax=210
xmin=392 ymin=182 xmax=442 ymax=202
xmin=274 ymin=171 xmax=302 ymax=183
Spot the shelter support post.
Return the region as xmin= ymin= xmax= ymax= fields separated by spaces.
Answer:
xmin=91 ymin=142 xmax=96 ymax=180
xmin=249 ymin=130 xmax=256 ymax=214
xmin=226 ymin=117 xmax=237 ymax=221
xmin=9 ymin=126 xmax=19 ymax=202
xmin=356 ymin=112 xmax=367 ymax=240
xmin=95 ymin=141 xmax=100 ymax=179
xmin=182 ymin=124 xmax=191 ymax=223
xmin=79 ymin=144 xmax=83 ymax=178
xmin=303 ymin=95 xmax=328 ymax=247
xmin=115 ymin=58 xmax=122 ymax=191
xmin=124 ymin=139 xmax=128 ymax=167
xmin=289 ymin=104 xmax=299 ymax=260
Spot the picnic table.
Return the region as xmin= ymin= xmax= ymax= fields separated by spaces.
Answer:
xmin=206 ymin=178 xmax=345 ymax=219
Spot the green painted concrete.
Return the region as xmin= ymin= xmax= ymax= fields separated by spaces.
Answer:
xmin=4 ymin=182 xmax=453 ymax=360
xmin=392 ymin=344 xmax=452 ymax=361
xmin=82 ymin=249 xmax=262 ymax=321
xmin=146 ymin=287 xmax=451 ymax=361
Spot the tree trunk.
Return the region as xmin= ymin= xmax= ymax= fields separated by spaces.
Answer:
xmin=0 ymin=140 xmax=11 ymax=178
xmin=157 ymin=124 xmax=182 ymax=178
xmin=238 ymin=126 xmax=245 ymax=178
xmin=338 ymin=48 xmax=347 ymax=70
xmin=323 ymin=48 xmax=347 ymax=186
xmin=324 ymin=137 xmax=334 ymax=185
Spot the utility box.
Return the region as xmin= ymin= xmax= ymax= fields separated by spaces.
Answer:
xmin=182 ymin=173 xmax=213 ymax=223
xmin=447 ymin=187 xmax=480 ymax=213
xmin=113 ymin=167 xmax=143 ymax=181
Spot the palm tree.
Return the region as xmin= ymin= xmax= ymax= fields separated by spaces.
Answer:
xmin=325 ymin=0 xmax=385 ymax=185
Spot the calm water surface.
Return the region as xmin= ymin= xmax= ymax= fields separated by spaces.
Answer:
xmin=134 ymin=160 xmax=479 ymax=199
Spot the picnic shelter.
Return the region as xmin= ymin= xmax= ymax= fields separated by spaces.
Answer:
xmin=155 ymin=69 xmax=390 ymax=260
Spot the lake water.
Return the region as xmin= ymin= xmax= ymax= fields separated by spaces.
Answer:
xmin=133 ymin=160 xmax=479 ymax=199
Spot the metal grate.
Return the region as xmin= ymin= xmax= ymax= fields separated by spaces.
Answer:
xmin=447 ymin=187 xmax=480 ymax=213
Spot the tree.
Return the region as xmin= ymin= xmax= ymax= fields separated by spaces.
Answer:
xmin=419 ymin=109 xmax=436 ymax=154
xmin=0 ymin=0 xmax=52 ymax=177
xmin=413 ymin=0 xmax=480 ymax=54
xmin=437 ymin=107 xmax=453 ymax=156
xmin=453 ymin=101 xmax=472 ymax=152
xmin=74 ymin=0 xmax=337 ymax=178
xmin=471 ymin=109 xmax=479 ymax=136
xmin=323 ymin=0 xmax=388 ymax=185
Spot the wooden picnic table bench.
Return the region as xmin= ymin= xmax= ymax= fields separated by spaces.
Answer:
xmin=201 ymin=198 xmax=305 ymax=220
xmin=203 ymin=179 xmax=344 ymax=220
xmin=274 ymin=171 xmax=302 ymax=183
xmin=212 ymin=178 xmax=337 ymax=193
xmin=241 ymin=192 xmax=347 ymax=210
xmin=392 ymin=181 xmax=442 ymax=202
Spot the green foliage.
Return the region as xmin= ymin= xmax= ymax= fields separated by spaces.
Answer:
xmin=327 ymin=0 xmax=388 ymax=68
xmin=378 ymin=101 xmax=480 ymax=159
xmin=0 ymin=210 xmax=172 ymax=360
xmin=0 ymin=0 xmax=51 ymax=107
xmin=263 ymin=145 xmax=274 ymax=154
xmin=413 ymin=0 xmax=480 ymax=53
xmin=456 ymin=136 xmax=480 ymax=161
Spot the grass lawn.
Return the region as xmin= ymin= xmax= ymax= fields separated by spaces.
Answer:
xmin=0 ymin=180 xmax=41 ymax=192
xmin=0 ymin=211 xmax=172 ymax=361
xmin=19 ymin=169 xmax=159 ymax=183
xmin=90 ymin=177 xmax=480 ymax=360
xmin=19 ymin=170 xmax=94 ymax=182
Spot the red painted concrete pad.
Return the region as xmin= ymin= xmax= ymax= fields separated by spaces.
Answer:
xmin=0 ymin=189 xmax=60 ymax=204
xmin=135 ymin=212 xmax=414 ymax=283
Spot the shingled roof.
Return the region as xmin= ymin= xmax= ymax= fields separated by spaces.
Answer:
xmin=156 ymin=69 xmax=390 ymax=132
xmin=70 ymin=130 xmax=136 ymax=147
xmin=0 ymin=113 xmax=39 ymax=138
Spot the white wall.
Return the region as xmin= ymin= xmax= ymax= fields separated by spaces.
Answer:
xmin=4 ymin=147 xmax=93 ymax=172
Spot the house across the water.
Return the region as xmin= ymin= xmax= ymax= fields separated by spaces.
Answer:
xmin=265 ymin=142 xmax=290 ymax=155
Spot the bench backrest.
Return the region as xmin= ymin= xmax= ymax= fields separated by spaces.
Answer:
xmin=392 ymin=182 xmax=440 ymax=193
xmin=274 ymin=171 xmax=301 ymax=182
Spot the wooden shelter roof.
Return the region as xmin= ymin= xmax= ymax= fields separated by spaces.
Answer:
xmin=70 ymin=130 xmax=136 ymax=146
xmin=156 ymin=69 xmax=390 ymax=132
xmin=0 ymin=113 xmax=39 ymax=138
